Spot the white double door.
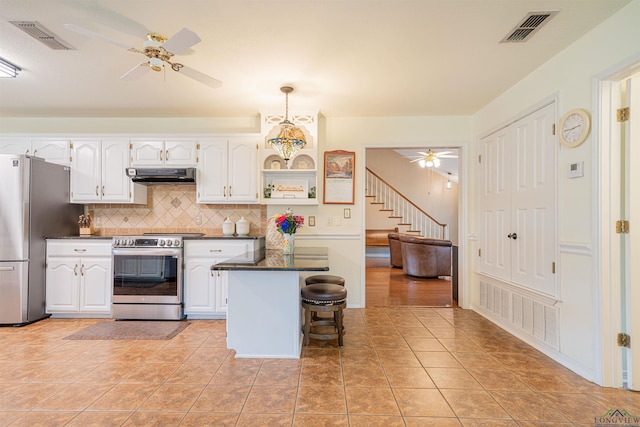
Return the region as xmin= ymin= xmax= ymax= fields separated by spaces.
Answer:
xmin=479 ymin=103 xmax=557 ymax=296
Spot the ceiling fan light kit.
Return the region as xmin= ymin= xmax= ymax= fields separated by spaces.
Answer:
xmin=416 ymin=150 xmax=443 ymax=168
xmin=268 ymin=86 xmax=307 ymax=165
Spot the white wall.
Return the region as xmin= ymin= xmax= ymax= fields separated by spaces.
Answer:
xmin=472 ymin=1 xmax=640 ymax=382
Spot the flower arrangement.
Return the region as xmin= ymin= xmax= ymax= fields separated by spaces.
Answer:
xmin=273 ymin=208 xmax=304 ymax=235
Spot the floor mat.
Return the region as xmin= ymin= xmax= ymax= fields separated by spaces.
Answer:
xmin=64 ymin=320 xmax=190 ymax=340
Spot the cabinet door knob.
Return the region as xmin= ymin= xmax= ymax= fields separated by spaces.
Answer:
xmin=507 ymin=233 xmax=518 ymax=240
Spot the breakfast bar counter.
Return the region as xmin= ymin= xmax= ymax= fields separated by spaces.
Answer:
xmin=212 ymin=247 xmax=329 ymax=358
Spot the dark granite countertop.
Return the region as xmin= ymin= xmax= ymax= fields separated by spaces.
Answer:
xmin=45 ymin=235 xmax=112 ymax=240
xmin=184 ymin=235 xmax=265 ymax=240
xmin=46 ymin=235 xmax=265 ymax=240
xmin=212 ymin=247 xmax=329 ymax=271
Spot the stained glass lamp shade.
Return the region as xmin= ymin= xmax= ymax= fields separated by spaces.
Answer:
xmin=268 ymin=86 xmax=306 ymax=164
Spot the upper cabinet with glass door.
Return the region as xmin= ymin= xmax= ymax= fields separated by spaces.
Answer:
xmin=259 ymin=111 xmax=319 ymax=205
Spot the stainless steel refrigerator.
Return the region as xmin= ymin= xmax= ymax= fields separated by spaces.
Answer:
xmin=0 ymin=154 xmax=82 ymax=326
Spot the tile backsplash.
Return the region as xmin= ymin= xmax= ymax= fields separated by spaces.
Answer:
xmin=89 ymin=185 xmax=266 ymax=236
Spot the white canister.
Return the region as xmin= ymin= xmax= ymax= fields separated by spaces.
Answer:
xmin=236 ymin=217 xmax=250 ymax=236
xmin=222 ymin=217 xmax=235 ymax=236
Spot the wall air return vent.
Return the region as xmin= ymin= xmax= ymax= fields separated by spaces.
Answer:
xmin=9 ymin=21 xmax=73 ymax=50
xmin=501 ymin=11 xmax=558 ymax=43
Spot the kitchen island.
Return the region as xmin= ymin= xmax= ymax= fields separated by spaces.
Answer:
xmin=212 ymin=247 xmax=329 ymax=358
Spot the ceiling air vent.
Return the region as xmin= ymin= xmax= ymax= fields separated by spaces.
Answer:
xmin=501 ymin=11 xmax=558 ymax=43
xmin=9 ymin=21 xmax=73 ymax=50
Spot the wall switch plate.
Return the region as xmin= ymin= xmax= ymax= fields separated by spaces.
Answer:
xmin=309 ymin=216 xmax=315 ymax=227
xmin=344 ymin=208 xmax=351 ymax=219
xmin=568 ymin=161 xmax=584 ymax=178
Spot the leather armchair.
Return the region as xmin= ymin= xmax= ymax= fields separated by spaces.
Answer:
xmin=399 ymin=235 xmax=452 ymax=278
xmin=388 ymin=232 xmax=403 ymax=268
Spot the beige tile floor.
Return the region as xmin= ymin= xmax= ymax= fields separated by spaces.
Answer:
xmin=0 ymin=307 xmax=638 ymax=426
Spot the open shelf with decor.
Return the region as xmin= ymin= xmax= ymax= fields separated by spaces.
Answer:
xmin=260 ymin=90 xmax=318 ymax=205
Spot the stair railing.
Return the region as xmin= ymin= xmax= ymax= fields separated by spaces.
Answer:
xmin=366 ymin=167 xmax=448 ymax=240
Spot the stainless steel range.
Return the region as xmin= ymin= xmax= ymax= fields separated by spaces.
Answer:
xmin=112 ymin=235 xmax=187 ymax=320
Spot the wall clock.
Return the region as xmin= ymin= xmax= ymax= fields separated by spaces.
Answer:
xmin=559 ymin=108 xmax=591 ymax=148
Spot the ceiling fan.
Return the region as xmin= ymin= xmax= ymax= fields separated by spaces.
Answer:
xmin=64 ymin=24 xmax=222 ymax=89
xmin=409 ymin=149 xmax=458 ymax=168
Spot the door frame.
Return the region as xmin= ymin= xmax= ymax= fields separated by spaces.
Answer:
xmin=361 ymin=143 xmax=470 ymax=309
xmin=595 ymin=52 xmax=640 ymax=387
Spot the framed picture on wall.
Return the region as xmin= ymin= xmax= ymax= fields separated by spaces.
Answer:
xmin=323 ymin=150 xmax=355 ymax=204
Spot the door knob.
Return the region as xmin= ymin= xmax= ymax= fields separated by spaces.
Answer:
xmin=507 ymin=233 xmax=518 ymax=240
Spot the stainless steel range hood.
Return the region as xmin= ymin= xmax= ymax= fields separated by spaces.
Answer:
xmin=126 ymin=167 xmax=196 ymax=185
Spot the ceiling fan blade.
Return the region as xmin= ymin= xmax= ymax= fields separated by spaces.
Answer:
xmin=64 ymin=23 xmax=133 ymax=50
xmin=439 ymin=155 xmax=458 ymax=158
xmin=162 ymin=28 xmax=201 ymax=55
xmin=121 ymin=63 xmax=150 ymax=81
xmin=177 ymin=65 xmax=223 ymax=89
xmin=435 ymin=151 xmax=453 ymax=155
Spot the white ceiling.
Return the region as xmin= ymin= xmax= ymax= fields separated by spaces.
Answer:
xmin=0 ymin=0 xmax=631 ymax=118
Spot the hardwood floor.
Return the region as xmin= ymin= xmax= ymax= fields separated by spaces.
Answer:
xmin=365 ymin=257 xmax=456 ymax=307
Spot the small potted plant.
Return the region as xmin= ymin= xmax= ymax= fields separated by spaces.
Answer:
xmin=264 ymin=183 xmax=275 ymax=198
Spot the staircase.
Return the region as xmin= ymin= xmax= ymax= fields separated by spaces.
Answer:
xmin=366 ymin=167 xmax=448 ymax=240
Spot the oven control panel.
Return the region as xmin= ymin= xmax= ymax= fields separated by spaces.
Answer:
xmin=112 ymin=236 xmax=183 ymax=248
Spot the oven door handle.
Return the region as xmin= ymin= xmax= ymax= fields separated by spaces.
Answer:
xmin=112 ymin=248 xmax=181 ymax=257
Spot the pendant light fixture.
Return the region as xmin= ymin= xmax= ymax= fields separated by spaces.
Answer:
xmin=268 ymin=86 xmax=307 ymax=165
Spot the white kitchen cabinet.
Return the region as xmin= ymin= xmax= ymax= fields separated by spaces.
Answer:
xmin=130 ymin=140 xmax=197 ymax=166
xmin=46 ymin=240 xmax=112 ymax=316
xmin=0 ymin=137 xmax=28 ymax=155
xmin=0 ymin=137 xmax=70 ymax=166
xmin=196 ymin=137 xmax=259 ymax=203
xmin=31 ymin=139 xmax=71 ymax=166
xmin=70 ymin=139 xmax=147 ymax=204
xmin=183 ymin=239 xmax=264 ymax=318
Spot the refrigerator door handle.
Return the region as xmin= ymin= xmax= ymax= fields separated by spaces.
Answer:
xmin=0 ymin=266 xmax=15 ymax=271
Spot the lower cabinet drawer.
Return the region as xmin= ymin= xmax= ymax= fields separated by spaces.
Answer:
xmin=184 ymin=240 xmax=254 ymax=261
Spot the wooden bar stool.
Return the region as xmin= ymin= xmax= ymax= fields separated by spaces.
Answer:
xmin=304 ymin=275 xmax=346 ymax=324
xmin=301 ymin=283 xmax=347 ymax=347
